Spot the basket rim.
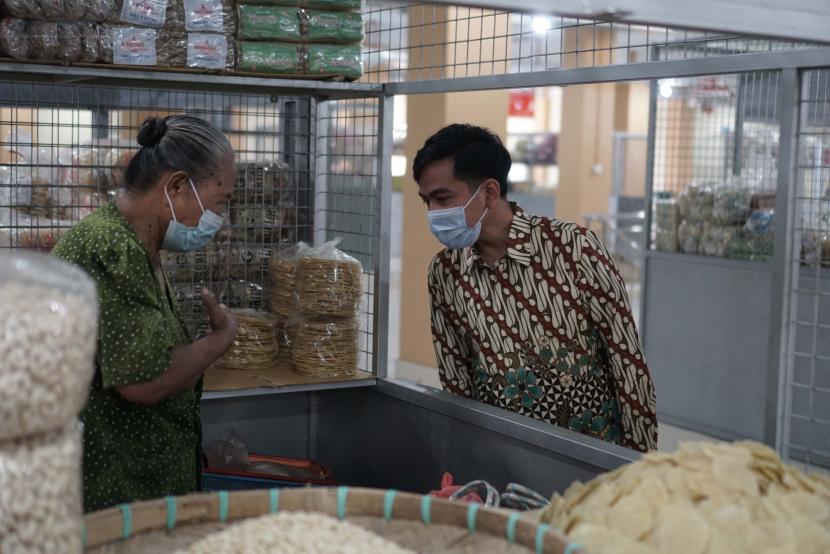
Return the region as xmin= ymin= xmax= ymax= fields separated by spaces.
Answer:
xmin=83 ymin=486 xmax=582 ymax=554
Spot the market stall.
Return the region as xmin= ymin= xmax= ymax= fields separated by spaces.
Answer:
xmin=2 ymin=0 xmax=830 ymax=552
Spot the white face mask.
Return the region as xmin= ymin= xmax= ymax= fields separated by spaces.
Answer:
xmin=426 ymin=184 xmax=488 ymax=249
xmin=161 ymin=178 xmax=223 ymax=252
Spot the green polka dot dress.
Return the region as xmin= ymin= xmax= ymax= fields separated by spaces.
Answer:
xmin=53 ymin=202 xmax=202 ymax=513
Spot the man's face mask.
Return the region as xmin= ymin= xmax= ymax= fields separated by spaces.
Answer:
xmin=161 ymin=178 xmax=223 ymax=252
xmin=426 ymin=184 xmax=488 ymax=249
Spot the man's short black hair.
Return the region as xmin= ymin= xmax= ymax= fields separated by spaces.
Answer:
xmin=413 ymin=123 xmax=511 ymax=197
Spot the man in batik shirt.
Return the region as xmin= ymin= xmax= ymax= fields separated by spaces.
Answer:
xmin=415 ymin=124 xmax=657 ymax=452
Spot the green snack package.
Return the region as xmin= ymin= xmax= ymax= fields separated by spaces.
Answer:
xmin=239 ymin=0 xmax=360 ymax=10
xmin=237 ymin=42 xmax=300 ymax=74
xmin=307 ymin=44 xmax=362 ymax=79
xmin=304 ymin=0 xmax=361 ymax=10
xmin=238 ymin=5 xmax=301 ymax=41
xmin=305 ymin=10 xmax=364 ymax=43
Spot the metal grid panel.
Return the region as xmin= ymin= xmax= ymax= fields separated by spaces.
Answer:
xmin=784 ymin=68 xmax=830 ymax=471
xmin=314 ymin=97 xmax=380 ymax=374
xmin=649 ymin=71 xmax=780 ymax=261
xmin=362 ymin=1 xmax=818 ymax=84
xmin=0 ymin=81 xmax=316 ymax=335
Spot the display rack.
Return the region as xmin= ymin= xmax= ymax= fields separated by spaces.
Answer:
xmin=0 ymin=67 xmax=389 ymax=394
xmin=2 ymin=0 xmax=829 ymax=500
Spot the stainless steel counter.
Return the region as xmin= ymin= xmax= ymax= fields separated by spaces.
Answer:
xmin=201 ymin=378 xmax=637 ymax=496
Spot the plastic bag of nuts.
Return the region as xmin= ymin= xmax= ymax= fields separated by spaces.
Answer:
xmin=0 ymin=252 xmax=97 ymax=442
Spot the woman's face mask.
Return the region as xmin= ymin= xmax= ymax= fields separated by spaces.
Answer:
xmin=426 ymin=184 xmax=488 ymax=249
xmin=161 ymin=179 xmax=223 ymax=252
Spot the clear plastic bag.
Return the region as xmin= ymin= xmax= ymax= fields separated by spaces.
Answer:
xmin=100 ymin=25 xmax=158 ymax=65
xmin=185 ymin=32 xmax=234 ymax=69
xmin=295 ymin=238 xmax=363 ymax=317
xmin=677 ymin=219 xmax=703 ymax=254
xmin=235 ymin=41 xmax=302 ymax=74
xmin=306 ymin=43 xmax=362 ymax=79
xmin=302 ymin=9 xmax=364 ymax=43
xmin=291 ymin=316 xmax=359 ymax=378
xmin=213 ymin=309 xmax=279 ymax=371
xmin=183 ymin=0 xmax=234 ymax=33
xmin=269 ymin=243 xmax=309 ymax=363
xmin=3 ymin=0 xmax=112 ymax=21
xmin=0 ymin=424 xmax=84 ymax=554
xmin=109 ymin=0 xmax=182 ymax=28
xmin=712 ymin=186 xmax=751 ymax=225
xmin=203 ymin=429 xmax=250 ymax=469
xmin=237 ymin=5 xmax=301 ymax=41
xmin=699 ymin=224 xmax=740 ymax=258
xmin=0 ymin=251 xmax=98 ymax=442
xmin=245 ymin=0 xmax=361 ymax=10
xmin=227 ymin=245 xmax=270 ymax=281
xmin=268 ymin=242 xmax=309 ymax=318
xmin=236 ymin=6 xmax=363 ymax=43
xmin=234 ymin=41 xmax=363 ymax=79
xmin=678 ymin=184 xmax=715 ymax=223
xmin=0 ymin=18 xmax=104 ymax=63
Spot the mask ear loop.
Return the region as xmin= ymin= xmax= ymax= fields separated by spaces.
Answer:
xmin=163 ymin=184 xmax=179 ymax=223
xmin=189 ymin=178 xmax=207 ymax=214
xmin=466 ymin=182 xmax=490 ymax=228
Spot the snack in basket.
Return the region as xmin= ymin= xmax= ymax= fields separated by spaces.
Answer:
xmin=176 ymin=512 xmax=415 ymax=554
xmin=213 ymin=309 xmax=279 ymax=371
xmin=541 ymin=441 xmax=830 ymax=554
xmin=291 ymin=317 xmax=358 ymax=378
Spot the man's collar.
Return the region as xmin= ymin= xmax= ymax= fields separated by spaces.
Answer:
xmin=461 ymin=203 xmax=533 ymax=272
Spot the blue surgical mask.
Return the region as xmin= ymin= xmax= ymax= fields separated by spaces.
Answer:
xmin=161 ymin=179 xmax=223 ymax=252
xmin=427 ymin=185 xmax=489 ymax=249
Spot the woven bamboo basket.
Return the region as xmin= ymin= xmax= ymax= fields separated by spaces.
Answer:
xmin=83 ymin=487 xmax=584 ymax=554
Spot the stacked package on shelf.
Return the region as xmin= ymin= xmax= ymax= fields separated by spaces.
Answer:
xmin=235 ymin=0 xmax=363 ymax=80
xmin=290 ymin=239 xmax=363 ymax=378
xmin=100 ymin=0 xmax=235 ymax=69
xmin=0 ymin=0 xmax=234 ymax=69
xmin=0 ymin=0 xmax=108 ymax=63
xmin=653 ymin=191 xmax=680 ymax=253
xmin=160 ymin=162 xmax=295 ymax=341
xmin=672 ymin=181 xmax=776 ymax=261
xmin=674 ymin=183 xmax=753 ymax=258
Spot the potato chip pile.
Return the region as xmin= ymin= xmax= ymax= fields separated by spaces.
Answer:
xmin=541 ymin=441 xmax=830 ymax=554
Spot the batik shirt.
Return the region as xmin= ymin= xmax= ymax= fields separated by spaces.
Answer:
xmin=428 ymin=204 xmax=657 ymax=452
xmin=53 ymin=202 xmax=201 ymax=512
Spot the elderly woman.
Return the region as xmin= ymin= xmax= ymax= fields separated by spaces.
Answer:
xmin=53 ymin=115 xmax=239 ymax=512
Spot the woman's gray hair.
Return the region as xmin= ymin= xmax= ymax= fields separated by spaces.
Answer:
xmin=124 ymin=115 xmax=234 ymax=192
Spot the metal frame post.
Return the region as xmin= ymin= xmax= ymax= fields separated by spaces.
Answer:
xmin=770 ymin=68 xmax=803 ymax=453
xmin=639 ymin=79 xmax=659 ymax=337
xmin=373 ymin=95 xmax=395 ymax=379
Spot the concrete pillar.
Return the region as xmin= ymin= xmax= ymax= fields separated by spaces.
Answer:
xmin=397 ymin=6 xmax=510 ymax=369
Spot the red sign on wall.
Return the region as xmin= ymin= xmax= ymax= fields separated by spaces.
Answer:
xmin=509 ymin=90 xmax=535 ymax=117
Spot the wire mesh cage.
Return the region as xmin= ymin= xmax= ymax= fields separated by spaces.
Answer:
xmin=0 ymin=80 xmax=381 ymax=377
xmin=649 ymin=71 xmax=780 ymax=262
xmin=361 ymin=1 xmax=820 ymax=84
xmin=784 ymin=68 xmax=830 ymax=471
xmin=314 ymin=97 xmax=381 ymax=375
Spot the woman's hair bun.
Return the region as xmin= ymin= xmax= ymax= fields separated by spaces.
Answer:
xmin=137 ymin=117 xmax=168 ymax=147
